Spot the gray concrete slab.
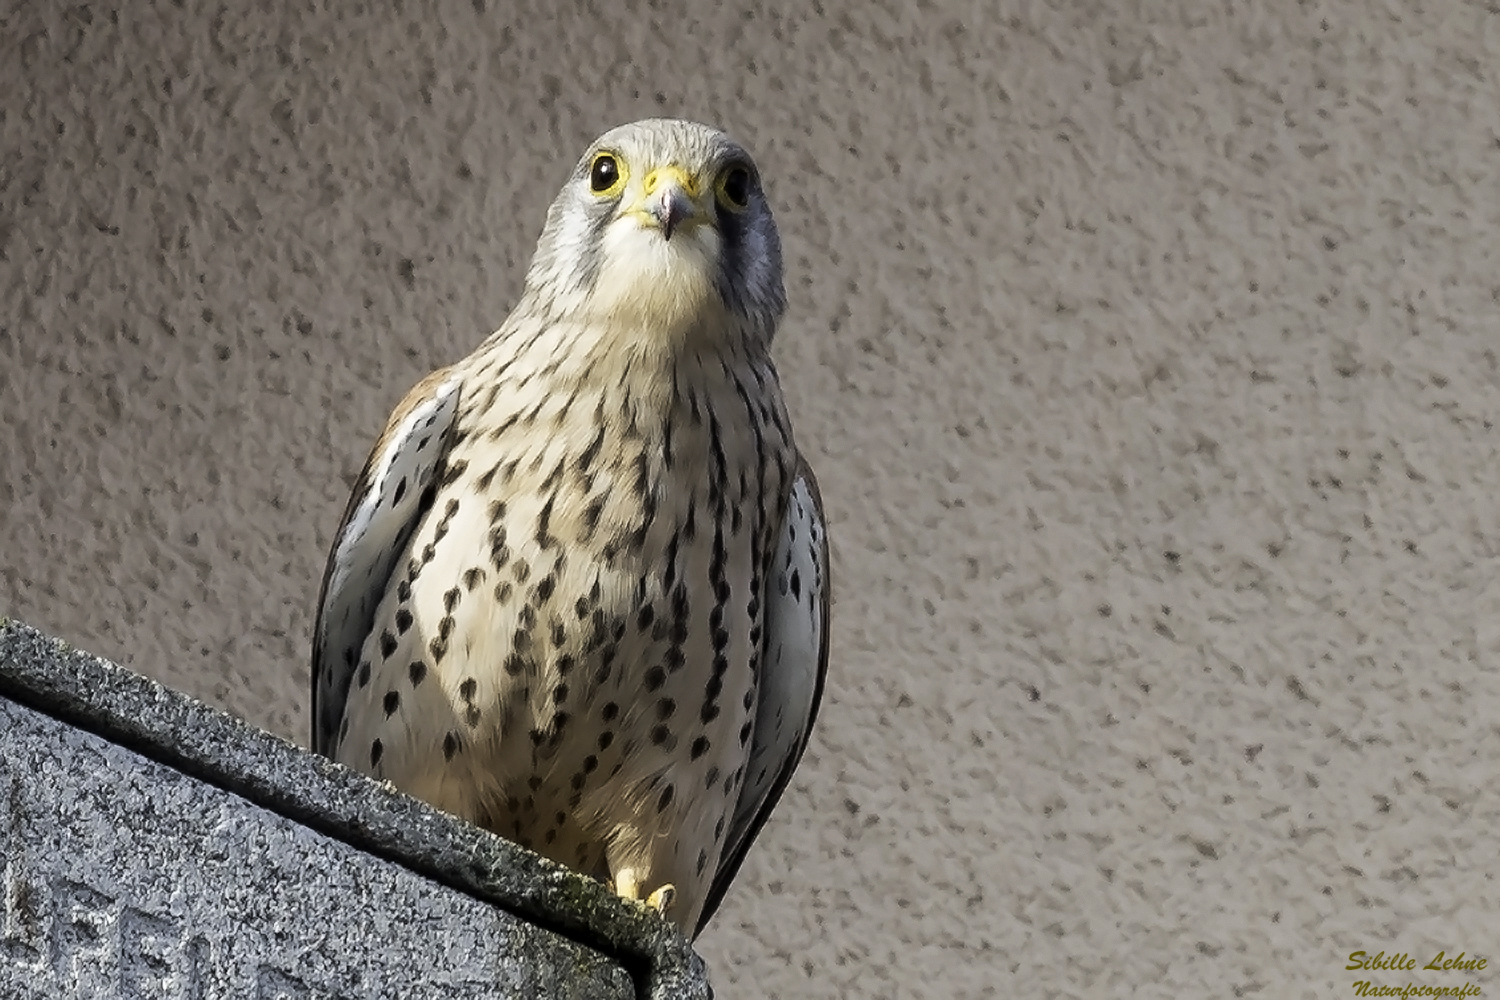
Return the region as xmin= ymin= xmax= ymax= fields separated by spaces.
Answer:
xmin=0 ymin=620 xmax=710 ymax=1000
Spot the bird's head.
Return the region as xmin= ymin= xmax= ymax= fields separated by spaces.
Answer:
xmin=522 ymin=119 xmax=786 ymax=347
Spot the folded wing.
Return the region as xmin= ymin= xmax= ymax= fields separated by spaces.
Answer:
xmin=310 ymin=368 xmax=463 ymax=754
xmin=696 ymin=456 xmax=831 ymax=936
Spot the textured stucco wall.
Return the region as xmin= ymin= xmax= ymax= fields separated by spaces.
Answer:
xmin=5 ymin=2 xmax=1500 ymax=997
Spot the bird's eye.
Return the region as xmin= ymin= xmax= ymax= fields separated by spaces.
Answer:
xmin=717 ymin=165 xmax=752 ymax=210
xmin=590 ymin=153 xmax=622 ymax=194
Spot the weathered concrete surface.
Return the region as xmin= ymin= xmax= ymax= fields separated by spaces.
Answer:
xmin=0 ymin=620 xmax=710 ymax=999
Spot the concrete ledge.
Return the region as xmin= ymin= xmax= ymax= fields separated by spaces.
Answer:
xmin=0 ymin=619 xmax=712 ymax=999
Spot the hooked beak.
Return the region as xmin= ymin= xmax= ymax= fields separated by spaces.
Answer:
xmin=653 ymin=185 xmax=696 ymax=241
xmin=633 ymin=166 xmax=708 ymax=241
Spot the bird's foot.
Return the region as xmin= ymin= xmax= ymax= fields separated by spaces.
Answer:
xmin=611 ymin=867 xmax=640 ymax=901
xmin=645 ymin=884 xmax=676 ymax=914
xmin=611 ymin=868 xmax=676 ymax=916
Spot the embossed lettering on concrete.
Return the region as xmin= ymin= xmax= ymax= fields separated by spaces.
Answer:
xmin=0 ymin=699 xmax=633 ymax=999
xmin=2 ymin=777 xmax=44 ymax=971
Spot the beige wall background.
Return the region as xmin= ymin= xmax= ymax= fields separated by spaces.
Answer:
xmin=6 ymin=1 xmax=1500 ymax=996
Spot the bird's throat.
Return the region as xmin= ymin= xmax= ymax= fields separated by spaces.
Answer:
xmin=589 ymin=222 xmax=725 ymax=343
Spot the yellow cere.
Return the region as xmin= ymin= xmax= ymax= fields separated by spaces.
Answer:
xmin=643 ymin=165 xmax=702 ymax=199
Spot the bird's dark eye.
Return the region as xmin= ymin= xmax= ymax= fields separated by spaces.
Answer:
xmin=718 ymin=165 xmax=751 ymax=210
xmin=590 ymin=153 xmax=621 ymax=194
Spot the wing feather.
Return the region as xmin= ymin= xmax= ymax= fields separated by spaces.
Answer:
xmin=310 ymin=367 xmax=463 ymax=754
xmin=695 ymin=454 xmax=831 ymax=936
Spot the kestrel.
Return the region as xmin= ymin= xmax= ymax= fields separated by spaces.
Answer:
xmin=310 ymin=119 xmax=830 ymax=937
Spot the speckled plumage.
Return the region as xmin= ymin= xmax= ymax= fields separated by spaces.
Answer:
xmin=311 ymin=119 xmax=830 ymax=937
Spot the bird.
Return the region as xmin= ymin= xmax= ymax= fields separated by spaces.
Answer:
xmin=310 ymin=118 xmax=830 ymax=938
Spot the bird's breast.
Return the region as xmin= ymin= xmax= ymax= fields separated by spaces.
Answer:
xmin=420 ymin=355 xmax=792 ymax=785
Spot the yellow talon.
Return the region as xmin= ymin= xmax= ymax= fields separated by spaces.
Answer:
xmin=613 ymin=868 xmax=642 ymax=901
xmin=611 ymin=869 xmax=675 ymax=916
xmin=646 ymin=884 xmax=676 ymax=914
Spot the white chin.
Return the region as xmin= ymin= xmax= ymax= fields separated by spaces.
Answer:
xmin=590 ymin=221 xmax=723 ymax=332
